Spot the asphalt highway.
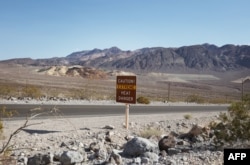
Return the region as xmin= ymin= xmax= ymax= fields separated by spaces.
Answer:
xmin=0 ymin=104 xmax=228 ymax=119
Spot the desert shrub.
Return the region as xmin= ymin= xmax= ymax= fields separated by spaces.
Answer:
xmin=139 ymin=127 xmax=162 ymax=138
xmin=184 ymin=114 xmax=192 ymax=120
xmin=137 ymin=96 xmax=150 ymax=104
xmin=186 ymin=94 xmax=205 ymax=103
xmin=0 ymin=85 xmax=11 ymax=96
xmin=208 ymin=97 xmax=230 ymax=104
xmin=0 ymin=84 xmax=16 ymax=98
xmin=0 ymin=106 xmax=58 ymax=155
xmin=0 ymin=107 xmax=18 ymax=158
xmin=210 ymin=94 xmax=250 ymax=147
xmin=0 ymin=106 xmax=17 ymax=139
xmin=70 ymin=87 xmax=99 ymax=100
xmin=0 ymin=107 xmax=16 ymax=119
xmin=22 ymin=85 xmax=42 ymax=99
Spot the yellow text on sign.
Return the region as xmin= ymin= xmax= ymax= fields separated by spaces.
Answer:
xmin=117 ymin=85 xmax=136 ymax=90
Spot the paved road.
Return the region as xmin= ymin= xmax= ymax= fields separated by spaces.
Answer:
xmin=0 ymin=104 xmax=228 ymax=119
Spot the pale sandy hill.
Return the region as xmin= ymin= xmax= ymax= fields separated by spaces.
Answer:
xmin=38 ymin=66 xmax=107 ymax=79
xmin=108 ymin=70 xmax=136 ymax=76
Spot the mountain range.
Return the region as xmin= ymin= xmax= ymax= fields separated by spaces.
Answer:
xmin=1 ymin=44 xmax=250 ymax=73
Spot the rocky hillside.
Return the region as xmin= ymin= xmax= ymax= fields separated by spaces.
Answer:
xmin=38 ymin=66 xmax=107 ymax=79
xmin=107 ymin=44 xmax=250 ymax=72
xmin=1 ymin=44 xmax=250 ymax=72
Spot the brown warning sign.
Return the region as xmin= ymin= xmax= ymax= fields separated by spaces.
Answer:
xmin=116 ymin=76 xmax=136 ymax=104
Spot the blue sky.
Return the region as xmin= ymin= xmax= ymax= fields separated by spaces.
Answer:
xmin=0 ymin=0 xmax=249 ymax=60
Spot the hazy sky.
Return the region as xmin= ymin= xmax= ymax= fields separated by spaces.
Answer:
xmin=0 ymin=0 xmax=249 ymax=60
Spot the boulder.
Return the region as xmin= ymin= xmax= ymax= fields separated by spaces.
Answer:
xmin=178 ymin=124 xmax=204 ymax=140
xmin=94 ymin=148 xmax=108 ymax=160
xmin=89 ymin=142 xmax=101 ymax=152
xmin=188 ymin=125 xmax=203 ymax=137
xmin=168 ymin=148 xmax=181 ymax=155
xmin=27 ymin=153 xmax=52 ymax=165
xmin=110 ymin=149 xmax=123 ymax=165
xmin=141 ymin=152 xmax=159 ymax=163
xmin=141 ymin=157 xmax=150 ymax=164
xmin=123 ymin=137 xmax=158 ymax=157
xmin=105 ymin=131 xmax=115 ymax=142
xmin=158 ymin=135 xmax=176 ymax=151
xmin=59 ymin=151 xmax=83 ymax=165
xmin=102 ymin=125 xmax=115 ymax=130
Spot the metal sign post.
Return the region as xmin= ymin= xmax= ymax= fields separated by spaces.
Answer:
xmin=116 ymin=76 xmax=136 ymax=130
xmin=125 ymin=104 xmax=129 ymax=130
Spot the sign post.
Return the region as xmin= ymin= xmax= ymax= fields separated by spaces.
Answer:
xmin=125 ymin=103 xmax=129 ymax=130
xmin=116 ymin=76 xmax=136 ymax=129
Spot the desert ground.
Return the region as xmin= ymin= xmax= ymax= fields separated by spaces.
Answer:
xmin=2 ymin=106 xmax=225 ymax=164
xmin=0 ymin=63 xmax=250 ymax=164
xmin=0 ymin=63 xmax=249 ymax=103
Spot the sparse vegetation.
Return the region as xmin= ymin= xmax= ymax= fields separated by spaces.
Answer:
xmin=139 ymin=127 xmax=162 ymax=138
xmin=22 ymin=85 xmax=42 ymax=99
xmin=185 ymin=94 xmax=205 ymax=104
xmin=0 ymin=106 xmax=59 ymax=155
xmin=0 ymin=84 xmax=17 ymax=98
xmin=207 ymin=96 xmax=231 ymax=104
xmin=0 ymin=106 xmax=17 ymax=135
xmin=137 ymin=96 xmax=150 ymax=104
xmin=0 ymin=106 xmax=18 ymax=163
xmin=184 ymin=114 xmax=192 ymax=120
xmin=210 ymin=94 xmax=250 ymax=147
xmin=0 ymin=85 xmax=11 ymax=97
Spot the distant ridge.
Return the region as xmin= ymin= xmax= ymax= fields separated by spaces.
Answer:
xmin=1 ymin=44 xmax=250 ymax=72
